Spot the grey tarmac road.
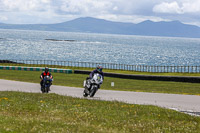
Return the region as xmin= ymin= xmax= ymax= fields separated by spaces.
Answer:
xmin=0 ymin=79 xmax=200 ymax=116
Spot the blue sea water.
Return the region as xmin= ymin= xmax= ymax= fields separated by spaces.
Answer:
xmin=0 ymin=29 xmax=200 ymax=66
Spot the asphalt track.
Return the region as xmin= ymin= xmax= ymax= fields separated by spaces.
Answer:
xmin=0 ymin=79 xmax=200 ymax=116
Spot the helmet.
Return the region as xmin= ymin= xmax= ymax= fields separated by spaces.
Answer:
xmin=45 ymin=67 xmax=49 ymax=72
xmin=96 ymin=65 xmax=103 ymax=72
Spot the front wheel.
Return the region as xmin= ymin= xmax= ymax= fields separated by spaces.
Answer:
xmin=41 ymin=87 xmax=45 ymax=93
xmin=83 ymin=92 xmax=88 ymax=97
xmin=42 ymin=86 xmax=49 ymax=93
xmin=45 ymin=87 xmax=49 ymax=93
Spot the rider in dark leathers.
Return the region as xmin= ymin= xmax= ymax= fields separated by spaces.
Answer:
xmin=40 ymin=67 xmax=53 ymax=91
xmin=89 ymin=66 xmax=104 ymax=79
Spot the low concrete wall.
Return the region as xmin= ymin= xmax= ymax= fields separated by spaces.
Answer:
xmin=74 ymin=70 xmax=200 ymax=83
xmin=0 ymin=66 xmax=72 ymax=74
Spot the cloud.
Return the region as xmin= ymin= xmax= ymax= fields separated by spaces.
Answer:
xmin=153 ymin=0 xmax=200 ymax=14
xmin=0 ymin=0 xmax=200 ymax=27
xmin=0 ymin=0 xmax=51 ymax=11
xmin=151 ymin=0 xmax=200 ymax=26
xmin=59 ymin=0 xmax=114 ymax=15
xmin=153 ymin=2 xmax=183 ymax=14
xmin=181 ymin=1 xmax=200 ymax=13
xmin=0 ymin=15 xmax=7 ymax=21
xmin=0 ymin=0 xmax=58 ymax=24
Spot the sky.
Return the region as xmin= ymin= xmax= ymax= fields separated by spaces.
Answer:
xmin=0 ymin=0 xmax=200 ymax=27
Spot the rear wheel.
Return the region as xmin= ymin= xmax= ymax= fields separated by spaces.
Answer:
xmin=83 ymin=89 xmax=89 ymax=97
xmin=89 ymin=86 xmax=97 ymax=97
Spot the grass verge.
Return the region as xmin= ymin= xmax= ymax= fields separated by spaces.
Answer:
xmin=1 ymin=70 xmax=200 ymax=95
xmin=0 ymin=91 xmax=200 ymax=132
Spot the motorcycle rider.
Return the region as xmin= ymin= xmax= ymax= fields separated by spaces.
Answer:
xmin=40 ymin=67 xmax=53 ymax=91
xmin=89 ymin=65 xmax=104 ymax=80
xmin=85 ymin=65 xmax=104 ymax=92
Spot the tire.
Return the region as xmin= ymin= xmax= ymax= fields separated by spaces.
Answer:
xmin=41 ymin=87 xmax=45 ymax=93
xmin=45 ymin=87 xmax=49 ymax=93
xmin=83 ymin=89 xmax=88 ymax=97
xmin=89 ymin=86 xmax=97 ymax=97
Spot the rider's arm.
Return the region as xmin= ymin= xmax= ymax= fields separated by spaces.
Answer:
xmin=47 ymin=72 xmax=53 ymax=80
xmin=49 ymin=73 xmax=53 ymax=79
xmin=89 ymin=70 xmax=95 ymax=78
xmin=101 ymin=72 xmax=104 ymax=80
xmin=40 ymin=73 xmax=44 ymax=79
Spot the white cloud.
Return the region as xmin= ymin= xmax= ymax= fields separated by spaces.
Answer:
xmin=151 ymin=0 xmax=200 ymax=26
xmin=41 ymin=0 xmax=50 ymax=3
xmin=153 ymin=2 xmax=183 ymax=14
xmin=153 ymin=0 xmax=200 ymax=14
xmin=0 ymin=15 xmax=7 ymax=21
xmin=182 ymin=1 xmax=200 ymax=13
xmin=59 ymin=0 xmax=113 ymax=15
xmin=0 ymin=0 xmax=199 ymax=27
xmin=0 ymin=0 xmax=51 ymax=11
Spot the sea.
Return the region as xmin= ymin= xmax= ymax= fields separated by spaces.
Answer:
xmin=0 ymin=29 xmax=200 ymax=66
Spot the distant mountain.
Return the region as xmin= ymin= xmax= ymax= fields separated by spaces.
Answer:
xmin=132 ymin=20 xmax=200 ymax=38
xmin=1 ymin=17 xmax=200 ymax=38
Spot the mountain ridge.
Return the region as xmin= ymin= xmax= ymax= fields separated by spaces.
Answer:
xmin=0 ymin=17 xmax=200 ymax=38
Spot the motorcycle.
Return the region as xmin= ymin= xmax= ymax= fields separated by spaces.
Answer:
xmin=41 ymin=76 xmax=52 ymax=93
xmin=83 ymin=73 xmax=103 ymax=97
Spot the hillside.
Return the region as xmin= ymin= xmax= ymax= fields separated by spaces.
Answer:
xmin=0 ymin=17 xmax=200 ymax=38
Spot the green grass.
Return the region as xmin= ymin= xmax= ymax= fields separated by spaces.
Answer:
xmin=1 ymin=70 xmax=200 ymax=95
xmin=0 ymin=91 xmax=200 ymax=132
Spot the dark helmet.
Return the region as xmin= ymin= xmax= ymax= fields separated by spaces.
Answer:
xmin=45 ymin=67 xmax=49 ymax=72
xmin=96 ymin=65 xmax=103 ymax=72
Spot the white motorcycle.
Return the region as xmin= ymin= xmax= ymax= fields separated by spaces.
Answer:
xmin=83 ymin=73 xmax=103 ymax=97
